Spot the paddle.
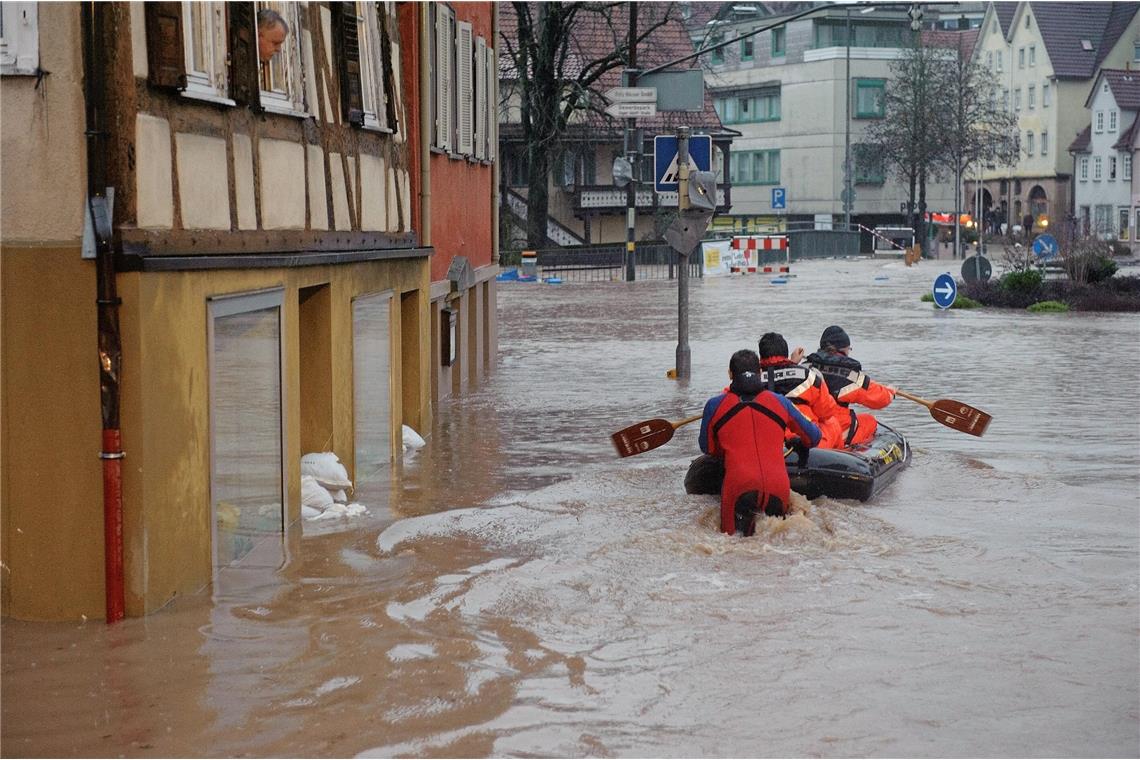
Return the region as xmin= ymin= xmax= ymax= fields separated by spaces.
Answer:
xmin=611 ymin=413 xmax=703 ymax=458
xmin=893 ymin=389 xmax=992 ymax=437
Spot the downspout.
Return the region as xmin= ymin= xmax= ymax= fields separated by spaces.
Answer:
xmin=420 ymin=4 xmax=431 ymax=247
xmin=82 ymin=1 xmax=125 ymax=623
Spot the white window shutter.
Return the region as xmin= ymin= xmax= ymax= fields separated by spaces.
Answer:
xmin=435 ymin=6 xmax=452 ymax=151
xmin=457 ymin=21 xmax=474 ymax=155
xmin=486 ymin=45 xmax=497 ymax=163
xmin=474 ymin=36 xmax=487 ymax=160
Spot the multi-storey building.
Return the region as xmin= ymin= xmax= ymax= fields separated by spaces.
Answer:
xmin=1070 ymin=68 xmax=1140 ymax=241
xmin=696 ymin=4 xmax=958 ymax=239
xmin=970 ymin=1 xmax=1140 ymax=234
xmin=1 ymin=2 xmax=499 ymax=620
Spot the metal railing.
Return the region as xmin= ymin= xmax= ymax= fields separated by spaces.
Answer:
xmin=499 ymin=242 xmax=702 ymax=282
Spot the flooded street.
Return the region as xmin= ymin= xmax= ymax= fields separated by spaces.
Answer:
xmin=3 ymin=257 xmax=1138 ymax=757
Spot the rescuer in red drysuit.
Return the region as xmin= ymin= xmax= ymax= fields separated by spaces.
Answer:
xmin=699 ymin=349 xmax=821 ymax=537
xmin=756 ymin=332 xmax=846 ymax=449
xmin=803 ymin=325 xmax=896 ymax=446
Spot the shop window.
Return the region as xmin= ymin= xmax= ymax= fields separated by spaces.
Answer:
xmin=352 ymin=292 xmax=393 ymax=498
xmin=208 ymin=289 xmax=285 ymax=569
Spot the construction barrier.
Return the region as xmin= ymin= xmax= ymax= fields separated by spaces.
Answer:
xmin=728 ymin=235 xmax=789 ymax=275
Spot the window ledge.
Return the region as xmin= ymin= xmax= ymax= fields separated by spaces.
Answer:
xmin=260 ymin=99 xmax=309 ymax=119
xmin=181 ymin=89 xmax=237 ymax=108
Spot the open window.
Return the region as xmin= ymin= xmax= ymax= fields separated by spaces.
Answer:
xmin=256 ymin=1 xmax=306 ymax=115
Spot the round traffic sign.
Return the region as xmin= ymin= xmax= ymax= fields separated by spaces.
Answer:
xmin=1032 ymin=233 xmax=1059 ymax=261
xmin=932 ymin=273 xmax=957 ymax=309
xmin=961 ymin=255 xmax=992 ymax=283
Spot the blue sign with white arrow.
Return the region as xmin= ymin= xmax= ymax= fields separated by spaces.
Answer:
xmin=1032 ymin=233 xmax=1059 ymax=261
xmin=654 ymin=135 xmax=712 ymax=192
xmin=932 ymin=273 xmax=957 ymax=310
xmin=771 ymin=187 xmax=786 ymax=210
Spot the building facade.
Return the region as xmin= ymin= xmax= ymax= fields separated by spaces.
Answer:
xmin=697 ymin=5 xmax=957 ymax=238
xmin=970 ymin=1 xmax=1140 ymax=234
xmin=1 ymin=1 xmax=498 ymax=621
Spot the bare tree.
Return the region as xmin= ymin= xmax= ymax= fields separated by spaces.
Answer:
xmin=862 ymin=39 xmax=948 ymax=253
xmin=934 ymin=37 xmax=1019 ymax=258
xmin=501 ymin=3 xmax=674 ymax=248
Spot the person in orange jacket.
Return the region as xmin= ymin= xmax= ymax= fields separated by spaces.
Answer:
xmin=803 ymin=325 xmax=895 ymax=446
xmin=757 ymin=332 xmax=846 ymax=449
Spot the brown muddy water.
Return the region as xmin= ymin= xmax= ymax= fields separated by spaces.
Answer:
xmin=3 ymin=258 xmax=1138 ymax=758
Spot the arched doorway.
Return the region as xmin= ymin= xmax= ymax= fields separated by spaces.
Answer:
xmin=1029 ymin=185 xmax=1048 ymax=220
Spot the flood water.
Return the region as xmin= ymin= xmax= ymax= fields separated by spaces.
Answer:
xmin=4 ymin=258 xmax=1138 ymax=758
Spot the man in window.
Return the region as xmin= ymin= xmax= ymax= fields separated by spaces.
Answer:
xmin=258 ymin=9 xmax=289 ymax=63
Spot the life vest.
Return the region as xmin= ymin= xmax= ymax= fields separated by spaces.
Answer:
xmin=805 ymin=351 xmax=870 ymax=406
xmin=759 ymin=357 xmax=845 ymax=447
xmin=806 ymin=350 xmax=893 ymax=445
xmin=707 ymin=374 xmax=795 ymax=535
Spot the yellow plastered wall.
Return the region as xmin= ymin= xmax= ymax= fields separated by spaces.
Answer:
xmin=2 ymin=255 xmax=430 ymax=620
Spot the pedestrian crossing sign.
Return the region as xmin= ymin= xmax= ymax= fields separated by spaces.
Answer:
xmin=654 ymin=135 xmax=712 ymax=192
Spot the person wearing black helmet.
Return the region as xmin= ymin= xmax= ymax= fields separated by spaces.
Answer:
xmin=804 ymin=325 xmax=896 ymax=446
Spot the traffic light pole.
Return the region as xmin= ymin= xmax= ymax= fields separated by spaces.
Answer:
xmin=624 ymin=3 xmax=638 ymax=282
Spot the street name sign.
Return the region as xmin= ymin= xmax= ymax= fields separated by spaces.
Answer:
xmin=604 ymin=87 xmax=657 ymax=103
xmin=605 ymin=101 xmax=657 ymax=118
xmin=932 ymin=273 xmax=957 ymax=310
xmin=654 ymin=134 xmax=712 ymax=192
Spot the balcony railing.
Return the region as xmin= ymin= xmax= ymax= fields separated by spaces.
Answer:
xmin=574 ymin=184 xmax=731 ymax=213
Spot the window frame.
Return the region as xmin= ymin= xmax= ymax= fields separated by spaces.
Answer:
xmin=853 ymin=78 xmax=886 ymax=119
xmin=356 ymin=1 xmax=392 ymax=133
xmin=181 ymin=1 xmax=231 ymax=103
xmin=771 ymin=25 xmax=785 ymax=57
xmin=1080 ymin=156 xmax=1089 ymax=181
xmin=256 ymin=2 xmax=307 ymax=116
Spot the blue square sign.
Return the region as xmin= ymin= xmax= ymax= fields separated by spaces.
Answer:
xmin=654 ymin=135 xmax=712 ymax=192
xmin=771 ymin=187 xmax=786 ymax=209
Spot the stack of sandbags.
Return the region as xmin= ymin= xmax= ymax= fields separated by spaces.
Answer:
xmin=300 ymin=452 xmax=369 ymax=520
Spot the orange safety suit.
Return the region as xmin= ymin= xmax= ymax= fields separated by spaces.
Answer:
xmin=805 ymin=349 xmax=895 ymax=446
xmin=758 ymin=356 xmax=846 ymax=449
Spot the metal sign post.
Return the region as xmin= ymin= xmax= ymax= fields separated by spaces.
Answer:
xmin=676 ymin=127 xmax=691 ymax=381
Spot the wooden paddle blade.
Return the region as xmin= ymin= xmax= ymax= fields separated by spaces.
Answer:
xmin=929 ymin=399 xmax=992 ymax=437
xmin=611 ymin=418 xmax=677 ymax=458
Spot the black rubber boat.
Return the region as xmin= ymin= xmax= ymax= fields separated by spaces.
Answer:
xmin=684 ymin=422 xmax=911 ymax=502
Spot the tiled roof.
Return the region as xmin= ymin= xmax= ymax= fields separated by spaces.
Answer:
xmin=1098 ymin=68 xmax=1140 ymax=109
xmin=994 ymin=2 xmax=1018 ymax=36
xmin=499 ymin=3 xmax=729 ymax=137
xmin=1032 ymin=2 xmax=1140 ymax=80
xmin=1068 ymin=124 xmax=1091 ymax=153
xmin=922 ymin=28 xmax=981 ymax=59
xmin=1113 ymin=114 xmax=1138 ymax=150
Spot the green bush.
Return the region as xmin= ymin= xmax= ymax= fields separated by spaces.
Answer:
xmin=920 ymin=292 xmax=980 ymax=308
xmin=1087 ymin=256 xmax=1118 ymax=284
xmin=1027 ymin=300 xmax=1070 ymax=313
xmin=1000 ymin=269 xmax=1043 ymax=293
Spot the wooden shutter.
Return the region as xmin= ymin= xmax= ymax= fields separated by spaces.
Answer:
xmin=335 ymin=2 xmax=365 ymax=127
xmin=145 ymin=2 xmax=187 ymax=90
xmin=227 ymin=2 xmax=260 ymax=110
xmin=378 ymin=2 xmax=399 ymax=133
xmin=474 ymin=36 xmax=486 ymax=160
xmin=435 ymin=5 xmax=451 ymax=151
xmin=486 ymin=44 xmax=496 ymax=162
xmin=456 ymin=21 xmax=473 ymax=155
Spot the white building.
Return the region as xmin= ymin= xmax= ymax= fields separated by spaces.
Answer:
xmin=1070 ymin=68 xmax=1140 ymax=241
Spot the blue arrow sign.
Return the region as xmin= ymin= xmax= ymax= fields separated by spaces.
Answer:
xmin=771 ymin=187 xmax=786 ymax=210
xmin=932 ymin=273 xmax=957 ymax=310
xmin=654 ymin=135 xmax=712 ymax=192
xmin=1032 ymin=233 xmax=1059 ymax=261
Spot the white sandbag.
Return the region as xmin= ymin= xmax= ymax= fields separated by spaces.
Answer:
xmin=310 ymin=501 xmax=370 ymax=520
xmin=301 ymin=475 xmax=335 ymax=509
xmin=301 ymin=505 xmax=322 ymax=520
xmin=330 ymin=489 xmax=348 ymax=503
xmin=402 ymin=424 xmax=426 ymax=450
xmin=301 ymin=452 xmax=353 ymax=490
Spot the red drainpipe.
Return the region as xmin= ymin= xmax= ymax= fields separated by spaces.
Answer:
xmin=82 ymin=1 xmax=125 ymax=622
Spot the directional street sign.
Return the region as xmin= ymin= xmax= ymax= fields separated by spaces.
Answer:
xmin=932 ymin=273 xmax=957 ymax=310
xmin=605 ymin=101 xmax=657 ymax=118
xmin=1032 ymin=233 xmax=1059 ymax=261
xmin=771 ymin=187 xmax=786 ymax=210
xmin=654 ymin=134 xmax=712 ymax=192
xmin=604 ymin=86 xmax=657 ymax=103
